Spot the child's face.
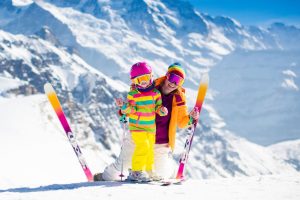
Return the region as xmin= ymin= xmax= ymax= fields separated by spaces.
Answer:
xmin=132 ymin=74 xmax=152 ymax=88
xmin=138 ymin=80 xmax=151 ymax=88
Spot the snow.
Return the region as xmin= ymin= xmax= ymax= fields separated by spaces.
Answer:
xmin=282 ymin=69 xmax=297 ymax=77
xmin=0 ymin=77 xmax=25 ymax=93
xmin=0 ymin=29 xmax=128 ymax=93
xmin=281 ymin=78 xmax=299 ymax=91
xmin=281 ymin=69 xmax=299 ymax=91
xmin=0 ymin=95 xmax=113 ymax=189
xmin=209 ymin=49 xmax=300 ymax=145
xmin=0 ymin=31 xmax=34 ymax=66
xmin=269 ymin=140 xmax=300 ymax=170
xmin=0 ymin=175 xmax=300 ymax=200
xmin=13 ymin=0 xmax=33 ymax=6
xmin=270 ymin=140 xmax=300 ymax=156
xmin=0 ymin=95 xmax=88 ymax=188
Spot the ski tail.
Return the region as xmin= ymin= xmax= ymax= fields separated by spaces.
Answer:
xmin=44 ymin=83 xmax=93 ymax=182
xmin=176 ymin=163 xmax=185 ymax=179
xmin=175 ymin=73 xmax=209 ymax=180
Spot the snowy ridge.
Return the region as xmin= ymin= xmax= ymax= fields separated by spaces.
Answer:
xmin=2 ymin=0 xmax=299 ymax=85
xmin=209 ymin=50 xmax=300 ymax=145
xmin=269 ymin=140 xmax=300 ymax=171
xmin=178 ymin=104 xmax=298 ymax=179
xmin=0 ymin=29 xmax=127 ymax=93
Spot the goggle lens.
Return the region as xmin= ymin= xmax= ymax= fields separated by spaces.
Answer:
xmin=167 ymin=73 xmax=184 ymax=86
xmin=132 ymin=74 xmax=152 ymax=85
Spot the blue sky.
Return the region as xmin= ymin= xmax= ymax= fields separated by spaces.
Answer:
xmin=188 ymin=0 xmax=300 ymax=27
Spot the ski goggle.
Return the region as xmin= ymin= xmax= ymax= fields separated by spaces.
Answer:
xmin=167 ymin=73 xmax=184 ymax=86
xmin=132 ymin=74 xmax=152 ymax=85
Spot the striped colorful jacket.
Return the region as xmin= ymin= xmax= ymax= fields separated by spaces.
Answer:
xmin=121 ymin=88 xmax=166 ymax=134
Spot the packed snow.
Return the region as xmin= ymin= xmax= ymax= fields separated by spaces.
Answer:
xmin=1 ymin=173 xmax=300 ymax=200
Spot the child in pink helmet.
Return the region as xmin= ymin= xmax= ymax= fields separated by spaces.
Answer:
xmin=115 ymin=61 xmax=168 ymax=182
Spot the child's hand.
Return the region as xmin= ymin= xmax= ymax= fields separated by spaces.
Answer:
xmin=160 ymin=106 xmax=168 ymax=116
xmin=115 ymin=98 xmax=124 ymax=107
xmin=189 ymin=107 xmax=199 ymax=120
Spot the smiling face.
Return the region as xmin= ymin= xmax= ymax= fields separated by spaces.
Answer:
xmin=161 ymin=79 xmax=179 ymax=95
xmin=138 ymin=80 xmax=151 ymax=88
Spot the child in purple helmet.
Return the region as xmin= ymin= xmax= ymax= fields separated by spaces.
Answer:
xmin=115 ymin=61 xmax=168 ymax=182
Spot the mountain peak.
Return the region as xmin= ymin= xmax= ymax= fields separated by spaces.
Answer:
xmin=34 ymin=26 xmax=61 ymax=46
xmin=268 ymin=22 xmax=300 ymax=50
xmin=269 ymin=22 xmax=300 ymax=31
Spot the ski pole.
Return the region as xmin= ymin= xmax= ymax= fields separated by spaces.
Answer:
xmin=119 ymin=105 xmax=127 ymax=181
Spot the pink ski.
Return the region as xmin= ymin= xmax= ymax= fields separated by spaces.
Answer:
xmin=44 ymin=83 xmax=93 ymax=182
xmin=176 ymin=74 xmax=209 ymax=180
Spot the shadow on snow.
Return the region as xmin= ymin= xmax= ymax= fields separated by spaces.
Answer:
xmin=0 ymin=181 xmax=134 ymax=193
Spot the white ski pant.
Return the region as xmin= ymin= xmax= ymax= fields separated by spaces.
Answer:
xmin=102 ymin=132 xmax=177 ymax=181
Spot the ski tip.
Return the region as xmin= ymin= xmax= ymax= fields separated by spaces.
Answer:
xmin=44 ymin=83 xmax=54 ymax=94
xmin=201 ymin=73 xmax=209 ymax=84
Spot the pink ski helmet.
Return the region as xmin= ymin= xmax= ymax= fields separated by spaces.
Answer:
xmin=130 ymin=62 xmax=152 ymax=79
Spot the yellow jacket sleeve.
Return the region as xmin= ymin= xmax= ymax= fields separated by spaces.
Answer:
xmin=176 ymin=93 xmax=190 ymax=128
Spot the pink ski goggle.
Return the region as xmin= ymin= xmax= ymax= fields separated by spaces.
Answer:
xmin=167 ymin=73 xmax=184 ymax=86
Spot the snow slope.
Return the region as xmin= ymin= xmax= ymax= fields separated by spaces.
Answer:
xmin=269 ymin=140 xmax=300 ymax=171
xmin=0 ymin=95 xmax=102 ymax=188
xmin=1 ymin=175 xmax=300 ymax=200
xmin=210 ymin=49 xmax=300 ymax=145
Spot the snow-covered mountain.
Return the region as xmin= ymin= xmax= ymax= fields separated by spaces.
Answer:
xmin=2 ymin=0 xmax=300 ymax=84
xmin=268 ymin=22 xmax=300 ymax=50
xmin=0 ymin=29 xmax=129 ymax=163
xmin=269 ymin=140 xmax=300 ymax=171
xmin=209 ymin=49 xmax=300 ymax=145
xmin=0 ymin=0 xmax=300 ymax=188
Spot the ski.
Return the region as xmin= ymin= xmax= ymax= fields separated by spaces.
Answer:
xmin=44 ymin=83 xmax=93 ymax=182
xmin=160 ymin=178 xmax=184 ymax=186
xmin=176 ymin=73 xmax=209 ymax=180
xmin=119 ymin=178 xmax=183 ymax=186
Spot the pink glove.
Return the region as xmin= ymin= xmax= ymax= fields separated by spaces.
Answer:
xmin=189 ymin=107 xmax=199 ymax=120
xmin=115 ymin=98 xmax=124 ymax=107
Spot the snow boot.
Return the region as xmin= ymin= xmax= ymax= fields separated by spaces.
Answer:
xmin=127 ymin=169 xmax=150 ymax=182
xmin=93 ymin=173 xmax=105 ymax=181
xmin=147 ymin=170 xmax=163 ymax=181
